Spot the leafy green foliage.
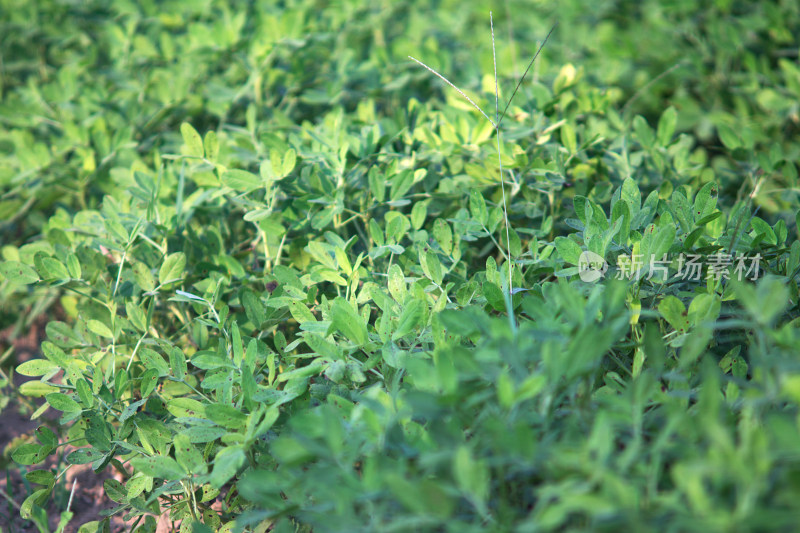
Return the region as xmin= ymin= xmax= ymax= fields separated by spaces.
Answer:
xmin=2 ymin=1 xmax=800 ymax=532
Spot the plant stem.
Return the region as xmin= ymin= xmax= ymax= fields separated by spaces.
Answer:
xmin=490 ymin=12 xmax=514 ymax=295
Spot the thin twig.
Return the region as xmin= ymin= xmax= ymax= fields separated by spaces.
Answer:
xmin=497 ymin=23 xmax=558 ymax=128
xmin=407 ymin=56 xmax=496 ymax=128
xmin=0 ymin=486 xmax=21 ymax=510
xmin=621 ymin=60 xmax=686 ymax=118
xmin=491 ymin=12 xmax=513 ymax=294
xmin=66 ymin=478 xmax=77 ymax=512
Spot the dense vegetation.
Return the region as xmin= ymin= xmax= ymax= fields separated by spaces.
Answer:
xmin=2 ymin=0 xmax=800 ymax=531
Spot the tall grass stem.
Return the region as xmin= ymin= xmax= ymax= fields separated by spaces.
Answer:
xmin=409 ymin=15 xmax=556 ymax=295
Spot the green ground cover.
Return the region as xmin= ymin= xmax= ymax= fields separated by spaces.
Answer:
xmin=1 ymin=0 xmax=800 ymax=531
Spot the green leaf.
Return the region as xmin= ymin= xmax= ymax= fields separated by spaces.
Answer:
xmin=678 ymin=327 xmax=713 ymax=368
xmin=282 ymin=148 xmax=297 ymax=176
xmin=386 ymin=266 xmax=407 ymax=307
xmin=505 ymin=228 xmax=522 ymax=259
xmin=231 ymin=321 xmax=243 ymax=366
xmin=385 ymin=212 xmax=410 ymax=243
xmin=553 ymin=63 xmax=578 ymax=93
xmin=433 ymin=219 xmax=453 ymax=255
xmin=469 ymin=190 xmax=488 ymax=226
xmin=132 ymin=262 xmax=155 ymax=292
xmin=103 ymin=479 xmax=128 ymax=504
xmin=693 ymin=182 xmax=718 ymax=224
xmin=561 ymin=122 xmax=577 ymax=154
xmin=271 ymin=148 xmax=296 ymax=178
xmin=254 ymin=406 xmax=281 ymax=438
xmin=140 ymin=348 xmax=170 ymax=376
xmin=717 ymin=123 xmax=741 ymax=150
xmin=640 ymin=223 xmax=676 ymax=265
xmin=20 ymin=488 xmax=49 ymax=520
xmin=656 ymin=106 xmax=678 ymax=146
xmin=395 ymin=476 xmax=456 ymax=518
xmin=174 ymin=434 xmax=207 ymax=474
xmin=244 ymin=338 xmax=258 ymax=369
xmin=25 ymin=470 xmax=55 ymax=487
xmin=130 ymin=455 xmax=186 ymax=481
xmin=87 ymin=319 xmax=113 ymax=339
xmin=269 ymin=148 xmax=286 ymax=179
xmin=658 ymin=296 xmax=689 ymax=334
xmin=330 ymin=297 xmax=368 ymax=346
xmin=84 ymin=417 xmax=112 ymax=451
xmin=158 ymin=252 xmax=186 ymax=286
xmin=497 ymin=371 xmax=515 ymax=409
xmin=734 ymin=276 xmax=789 ymax=326
xmin=140 ymin=369 xmax=160 ymax=398
xmin=19 ymin=381 xmax=59 ymax=397
xmin=204 ymin=130 xmax=219 ymax=162
xmin=126 ymin=301 xmax=147 ymax=332
xmin=695 ymin=211 xmax=722 ymax=226
xmin=0 ymin=261 xmax=40 ymax=284
xmin=77 ymin=521 xmax=107 ymax=533
xmin=209 ymin=446 xmax=246 ymax=488
xmin=181 ymin=122 xmax=204 ymax=158
xmin=392 ymin=299 xmax=426 ymax=340
xmin=46 ymin=322 xmax=83 ymax=349
xmin=103 ymin=219 xmax=128 ymax=244
xmin=688 ymin=293 xmax=721 ymax=326
xmin=633 ymin=115 xmax=655 ymax=148
xmin=368 ymin=166 xmax=385 ymax=203
xmin=620 ymin=178 xmax=641 ymax=222
xmin=183 ymin=426 xmax=226 ymax=443
xmin=611 ymin=200 xmax=631 ymax=246
xmin=12 ymin=443 xmax=48 ymax=465
xmin=390 ymin=169 xmax=414 ymax=201
xmin=223 ymin=169 xmax=261 ymax=192
xmin=573 ymin=195 xmax=589 ymax=226
xmin=307 ymin=241 xmax=337 ymax=269
xmin=369 ymin=219 xmax=384 ymax=247
xmin=554 ymin=236 xmax=582 ymax=266
xmin=41 ymin=339 xmax=71 ymax=367
xmin=169 ymin=347 xmax=187 ymax=382
xmin=420 ymin=249 xmax=443 ymax=285
xmin=166 ymin=398 xmax=207 ymax=419
xmin=483 ymin=281 xmax=505 ymax=311
xmin=796 ymin=211 xmax=800 ymax=241
xmin=453 ymin=446 xmax=489 ymax=507
xmin=35 ymin=426 xmax=57 ymax=449
xmin=241 ymin=290 xmax=266 ymax=327
xmin=16 ymin=359 xmax=59 ymax=377
xmin=46 ymin=393 xmax=82 ymax=413
xmin=126 ymin=475 xmax=148 ymax=500
xmin=66 ymin=448 xmax=104 ymax=465
xmin=40 ymin=257 xmax=69 ymax=280
xmin=410 ymin=200 xmax=428 ymax=230
xmin=276 ymin=362 xmax=326 ymax=383
xmin=288 ymin=300 xmax=316 ymax=324
xmin=517 ymin=373 xmax=547 ymax=402
xmin=76 ymin=379 xmax=93 ymax=408
xmin=202 ymin=370 xmax=234 ymax=390
xmin=335 ymin=247 xmax=352 ymax=276
xmin=206 ymin=404 xmax=247 ymax=430
xmin=750 ymin=217 xmax=777 ymax=245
